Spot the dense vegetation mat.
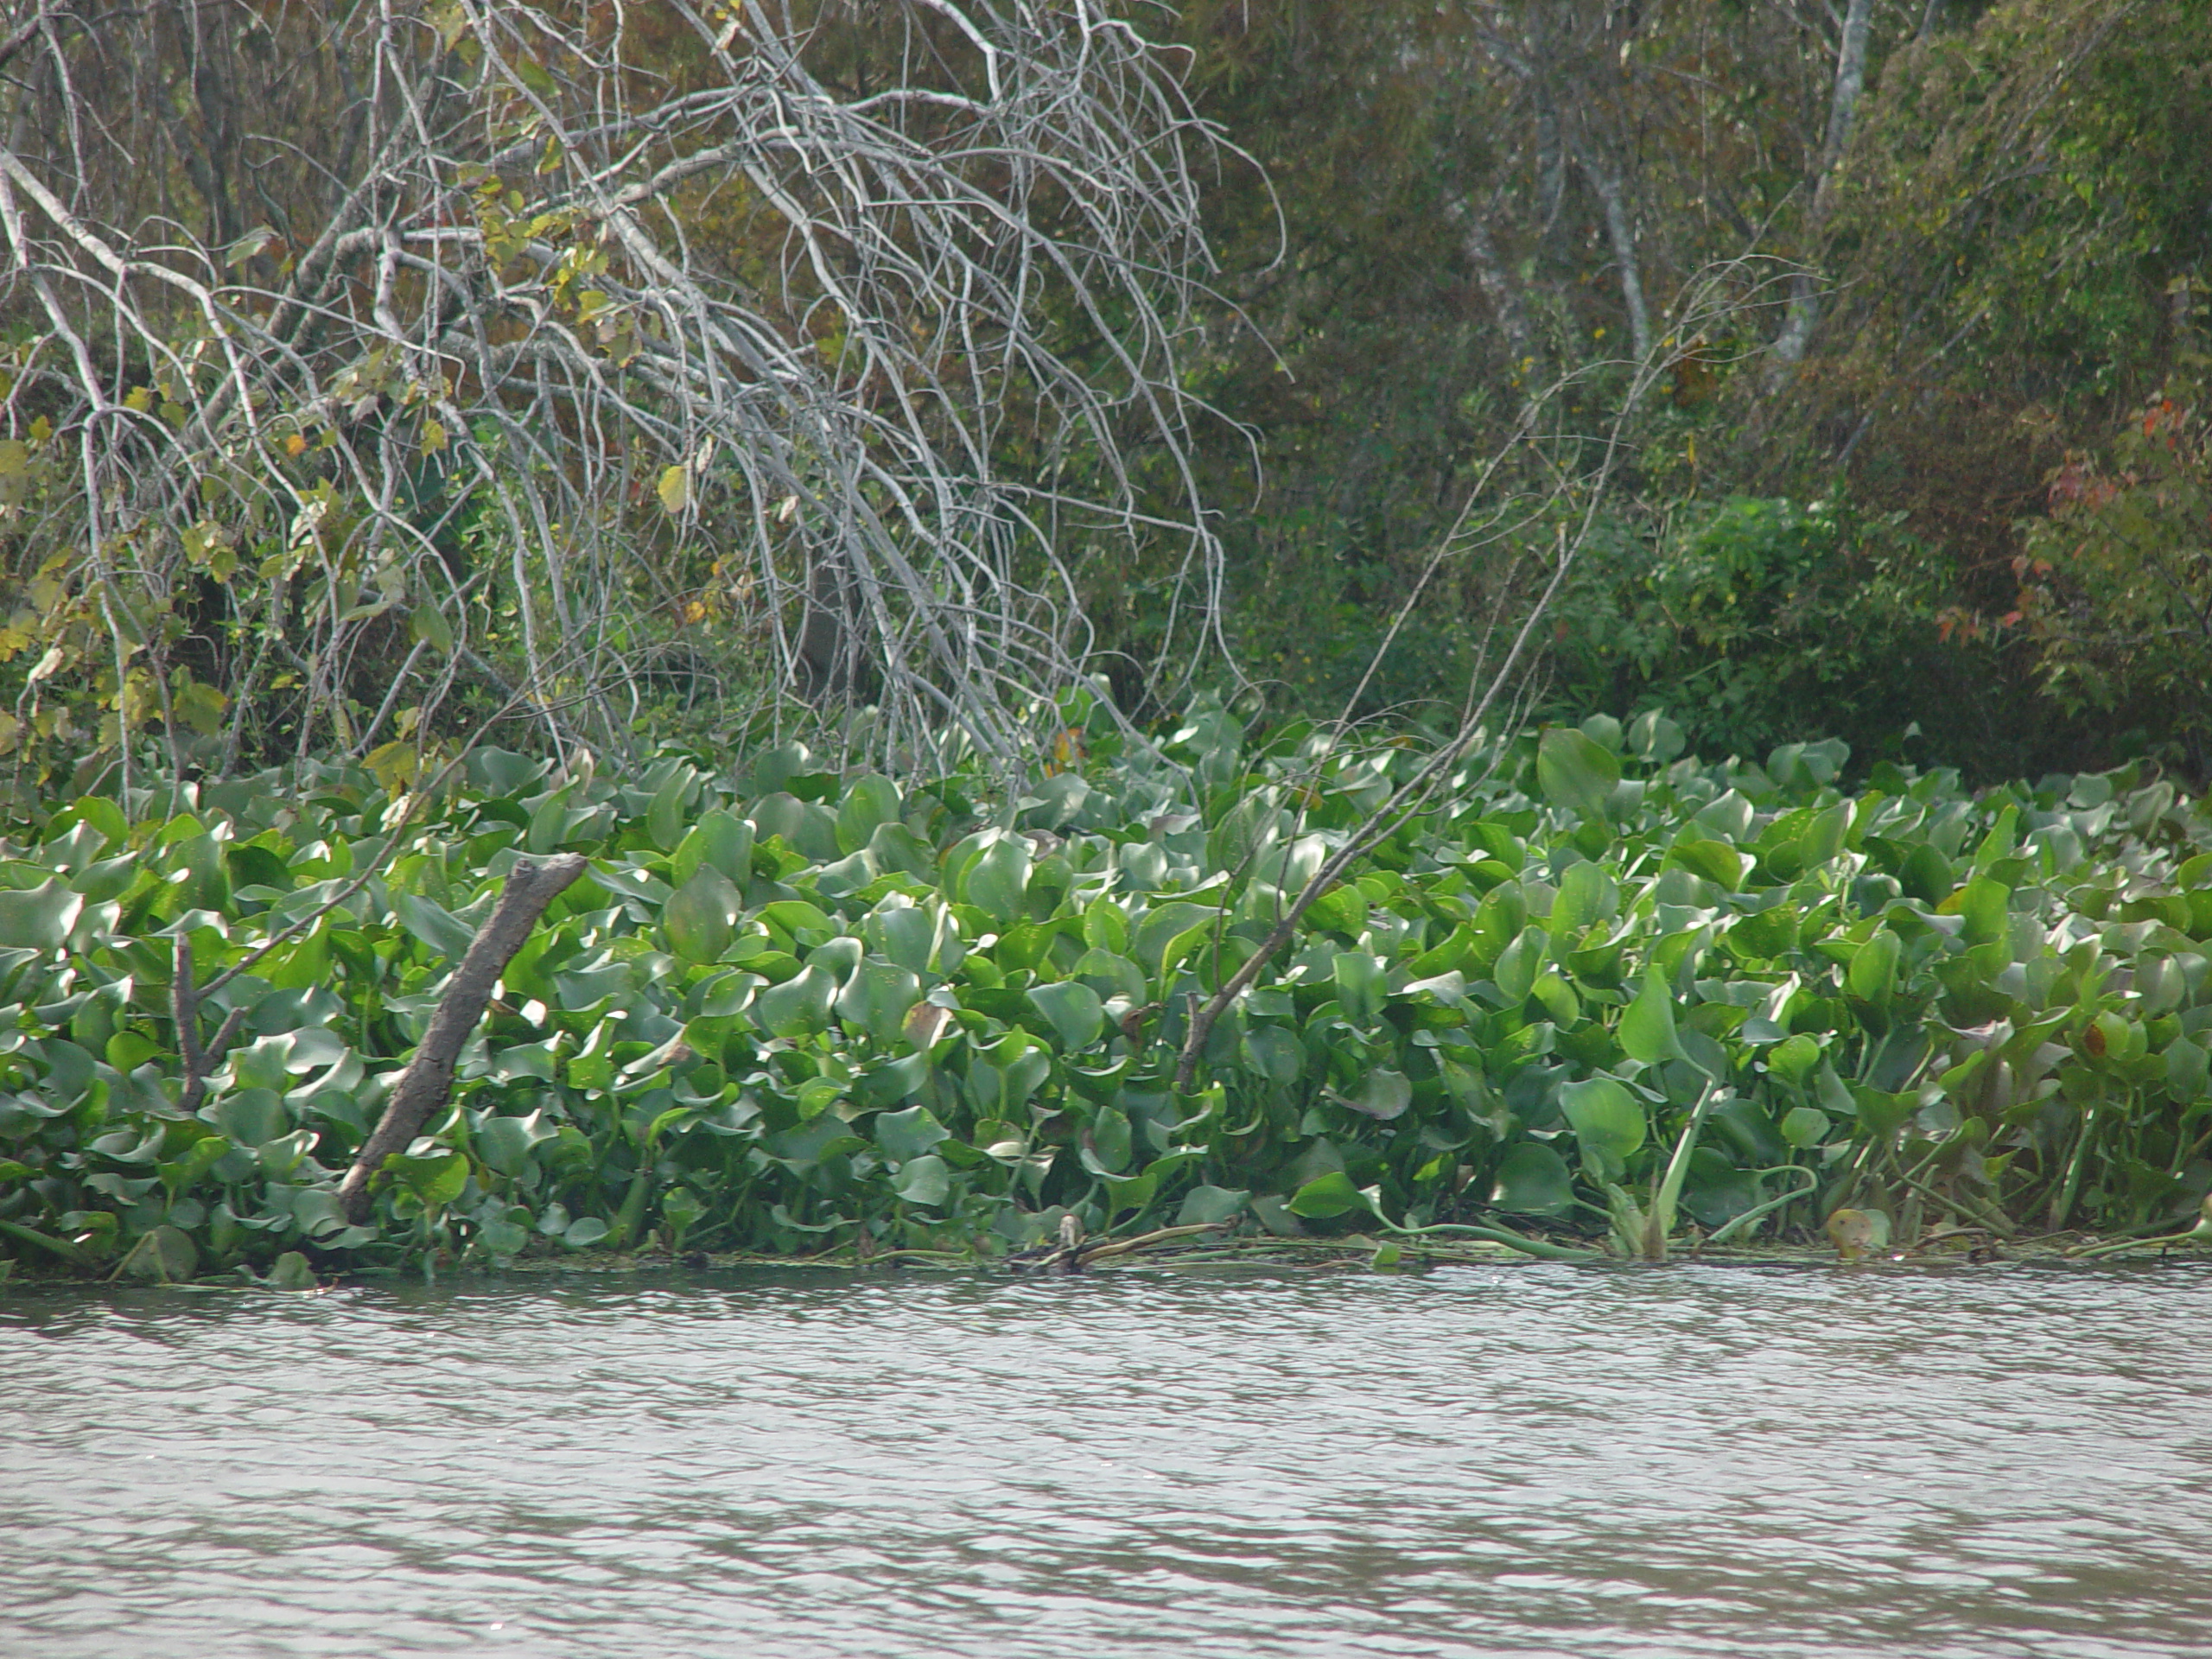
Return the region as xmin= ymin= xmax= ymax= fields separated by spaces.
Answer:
xmin=3 ymin=702 xmax=2210 ymax=1285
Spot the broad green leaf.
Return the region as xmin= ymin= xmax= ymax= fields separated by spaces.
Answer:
xmin=891 ymin=1153 xmax=950 ymax=1207
xmin=386 ymin=1150 xmax=468 ymax=1207
xmin=0 ymin=877 xmax=82 ymax=951
xmin=1287 ymin=1170 xmax=1371 ymax=1219
xmin=837 ymin=774 xmax=903 ymax=855
xmin=213 ymin=1090 xmax=288 ymax=1148
xmin=875 ymin=1103 xmax=950 ymax=1163
xmin=1620 ymin=968 xmax=1687 ymax=1065
xmin=1332 ymin=950 xmax=1385 ymax=1026
xmin=754 ymin=963 xmax=836 ymax=1039
xmin=1848 ymin=930 xmax=1902 ymax=1006
xmin=1493 ymin=925 xmax=1547 ymax=1003
xmin=1083 ymin=1105 xmax=1133 ymax=1173
xmin=840 ymin=959 xmax=922 ymax=1048
xmin=121 ymin=1225 xmax=199 ymax=1281
xmin=392 ymin=891 xmax=474 ymax=963
xmin=1176 ymin=1185 xmax=1249 ymax=1225
xmin=1240 ymin=1025 xmax=1304 ymax=1085
xmin=646 ymin=767 xmax=693 ymax=852
xmin=1488 ymin=1143 xmax=1574 ymax=1216
xmin=264 ymin=1251 xmax=318 ymax=1290
xmin=1560 ymin=1076 xmax=1646 ymax=1181
xmin=962 ymin=834 xmax=1032 ymax=925
xmin=2165 ymin=1037 xmax=2209 ymax=1098
xmin=674 ymin=810 xmax=754 ymax=887
xmin=663 ymin=867 xmax=741 ymax=963
xmin=1538 ymin=726 xmax=1621 ymax=820
xmin=1026 ymin=980 xmax=1104 ymax=1050
xmin=476 ymin=1109 xmax=555 ymax=1177
xmin=1551 ymin=859 xmax=1616 ymax=943
xmin=1779 ymin=1105 xmax=1829 ymax=1147
xmin=1339 ymin=1068 xmax=1413 ymax=1121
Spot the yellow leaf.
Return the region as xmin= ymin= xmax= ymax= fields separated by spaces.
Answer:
xmin=283 ymin=434 xmax=307 ymax=458
xmin=421 ymin=418 xmax=447 ymax=455
xmin=657 ymin=464 xmax=691 ymax=513
xmin=124 ymin=386 xmax=154 ymax=413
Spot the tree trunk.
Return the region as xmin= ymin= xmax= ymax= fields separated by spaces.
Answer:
xmin=1771 ymin=0 xmax=1876 ymax=372
xmin=337 ymin=854 xmax=588 ymax=1224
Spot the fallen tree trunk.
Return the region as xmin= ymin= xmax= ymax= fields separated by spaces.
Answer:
xmin=337 ymin=854 xmax=588 ymax=1224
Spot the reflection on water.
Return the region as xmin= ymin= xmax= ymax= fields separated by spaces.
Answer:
xmin=4 ymin=1262 xmax=2210 ymax=1658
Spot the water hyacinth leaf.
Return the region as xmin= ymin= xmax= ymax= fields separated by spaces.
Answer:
xmin=1083 ymin=897 xmax=1130 ymax=955
xmin=1797 ymin=801 xmax=1851 ymax=869
xmin=121 ymin=1224 xmax=199 ymax=1281
xmin=264 ymin=1250 xmax=318 ymax=1290
xmin=1287 ymin=1169 xmax=1372 ymax=1220
xmin=213 ymin=1089 xmax=288 ymax=1148
xmin=1670 ymin=836 xmax=1747 ymax=892
xmin=892 ymin=1153 xmax=951 ymax=1208
xmin=1083 ymin=1106 xmax=1134 ymax=1173
xmin=563 ymin=1215 xmax=610 ymax=1249
xmin=836 ymin=774 xmax=903 ymax=854
xmin=646 ymin=767 xmax=691 ymax=852
xmin=870 ymin=905 xmax=938 ymax=976
xmin=1027 ymin=980 xmax=1104 ymax=1050
xmin=1848 ymin=930 xmax=1902 ymax=1007
xmin=671 ymin=810 xmax=752 ymax=888
xmin=755 ymin=965 xmax=836 ymax=1039
xmin=1895 ymin=840 xmax=1955 ymax=906
xmin=1958 ymin=878 xmax=2011 ymax=949
xmin=1779 ymin=1105 xmax=1830 ymax=1147
xmin=1177 ymin=1185 xmax=1249 ymax=1226
xmin=1552 ymin=859 xmax=1615 ymax=944
xmin=1332 ymin=951 xmax=1386 ymax=1027
xmin=1766 ymin=1032 xmax=1822 ymax=1084
xmin=475 ymin=1109 xmax=555 ymax=1177
xmin=1339 ymin=1068 xmax=1413 ymax=1121
xmin=2165 ymin=1037 xmax=2209 ymax=1098
xmin=0 ymin=877 xmax=82 ymax=951
xmin=1206 ymin=792 xmax=1280 ymax=875
xmin=1621 ymin=968 xmax=1688 ymax=1065
xmin=1493 ymin=925 xmax=1546 ymax=1004
xmin=839 ymin=960 xmax=922 ymax=1048
xmin=695 ymin=969 xmax=765 ymax=1019
xmin=1241 ymin=1025 xmax=1304 ymax=1085
xmin=387 ymin=1150 xmax=469 ymax=1208
xmin=865 ymin=821 xmax=934 ymax=880
xmin=855 ymin=1052 xmax=929 ymax=1108
xmin=1560 ymin=1077 xmax=1646 ymax=1181
xmin=1538 ymin=726 xmax=1621 ymax=820
xmin=663 ymin=866 xmax=741 ymax=963
xmin=1490 ymin=1142 xmax=1575 ymax=1216
xmin=874 ymin=1103 xmax=950 ymax=1164
xmin=963 ymin=834 xmax=1032 ymax=925
xmin=1133 ymin=902 xmax=1214 ymax=976
xmin=1852 ymin=1084 xmax=1914 ymax=1138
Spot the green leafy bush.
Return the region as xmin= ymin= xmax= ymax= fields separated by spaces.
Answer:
xmin=3 ymin=702 xmax=2211 ymax=1279
xmin=1546 ymin=496 xmax=2003 ymax=769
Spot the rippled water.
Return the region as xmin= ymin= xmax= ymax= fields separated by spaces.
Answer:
xmin=4 ymin=1261 xmax=2210 ymax=1658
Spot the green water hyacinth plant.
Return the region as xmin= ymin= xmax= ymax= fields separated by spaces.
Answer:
xmin=2 ymin=696 xmax=2211 ymax=1279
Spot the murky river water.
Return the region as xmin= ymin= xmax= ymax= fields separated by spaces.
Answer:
xmin=4 ymin=1261 xmax=2209 ymax=1658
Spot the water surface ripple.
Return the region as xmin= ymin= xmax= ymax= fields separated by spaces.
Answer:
xmin=4 ymin=1262 xmax=2209 ymax=1657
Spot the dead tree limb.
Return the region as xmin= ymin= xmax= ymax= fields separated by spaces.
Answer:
xmin=337 ymin=854 xmax=588 ymax=1224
